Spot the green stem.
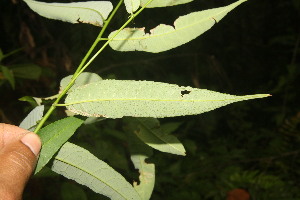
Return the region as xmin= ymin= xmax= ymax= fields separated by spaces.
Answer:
xmin=34 ymin=0 xmax=153 ymax=133
xmin=34 ymin=0 xmax=124 ymax=133
xmin=74 ymin=0 xmax=124 ymax=76
xmin=78 ymin=0 xmax=154 ymax=74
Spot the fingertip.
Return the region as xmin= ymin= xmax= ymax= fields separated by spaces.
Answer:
xmin=21 ymin=133 xmax=41 ymax=157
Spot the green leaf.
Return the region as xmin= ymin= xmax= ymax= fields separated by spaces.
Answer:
xmin=19 ymin=105 xmax=44 ymax=131
xmin=35 ymin=117 xmax=84 ymax=174
xmin=23 ymin=0 xmax=113 ymax=27
xmin=19 ymin=96 xmax=42 ymax=106
xmin=140 ymin=0 xmax=194 ymax=8
xmin=64 ymin=80 xmax=270 ymax=118
xmin=109 ymin=0 xmax=247 ymax=52
xmin=127 ymin=117 xmax=186 ymax=155
xmin=1 ymin=65 xmax=15 ymax=89
xmin=125 ymin=0 xmax=140 ymax=14
xmin=11 ymin=64 xmax=41 ymax=80
xmin=52 ymin=142 xmax=141 ymax=200
xmin=128 ymin=132 xmax=154 ymax=200
xmin=60 ymin=72 xmax=102 ymax=93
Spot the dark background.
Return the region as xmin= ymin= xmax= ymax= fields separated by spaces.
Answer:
xmin=0 ymin=0 xmax=299 ymax=199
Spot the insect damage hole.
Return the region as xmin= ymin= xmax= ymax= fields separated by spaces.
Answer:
xmin=181 ymin=90 xmax=191 ymax=97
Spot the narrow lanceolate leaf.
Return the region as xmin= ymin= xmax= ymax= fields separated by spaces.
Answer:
xmin=60 ymin=72 xmax=103 ymax=93
xmin=140 ymin=0 xmax=194 ymax=8
xmin=127 ymin=130 xmax=154 ymax=200
xmin=109 ymin=0 xmax=247 ymax=52
xmin=64 ymin=80 xmax=270 ymax=119
xmin=131 ymin=118 xmax=185 ymax=155
xmin=35 ymin=117 xmax=83 ymax=174
xmin=19 ymin=105 xmax=44 ymax=131
xmin=52 ymin=142 xmax=141 ymax=200
xmin=124 ymin=0 xmax=140 ymax=14
xmin=23 ymin=0 xmax=113 ymax=27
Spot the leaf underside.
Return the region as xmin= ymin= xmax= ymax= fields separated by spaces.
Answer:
xmin=52 ymin=142 xmax=141 ymax=200
xmin=109 ymin=0 xmax=247 ymax=53
xmin=60 ymin=72 xmax=103 ymax=93
xmin=140 ymin=0 xmax=194 ymax=8
xmin=24 ymin=0 xmax=113 ymax=26
xmin=124 ymin=0 xmax=140 ymax=14
xmin=19 ymin=105 xmax=44 ymax=131
xmin=64 ymin=80 xmax=269 ymax=119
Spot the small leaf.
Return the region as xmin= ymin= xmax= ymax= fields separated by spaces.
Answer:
xmin=128 ymin=133 xmax=154 ymax=200
xmin=60 ymin=72 xmax=102 ymax=93
xmin=140 ymin=0 xmax=194 ymax=8
xmin=109 ymin=0 xmax=247 ymax=52
xmin=52 ymin=142 xmax=141 ymax=200
xmin=19 ymin=96 xmax=42 ymax=106
xmin=24 ymin=0 xmax=113 ymax=27
xmin=11 ymin=64 xmax=41 ymax=80
xmin=19 ymin=105 xmax=44 ymax=131
xmin=127 ymin=117 xmax=186 ymax=155
xmin=64 ymin=80 xmax=270 ymax=118
xmin=125 ymin=0 xmax=140 ymax=14
xmin=35 ymin=117 xmax=84 ymax=174
xmin=1 ymin=65 xmax=15 ymax=89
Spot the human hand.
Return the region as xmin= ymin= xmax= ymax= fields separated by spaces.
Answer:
xmin=0 ymin=123 xmax=41 ymax=200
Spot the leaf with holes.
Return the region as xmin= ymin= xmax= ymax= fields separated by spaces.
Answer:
xmin=128 ymin=131 xmax=155 ymax=200
xmin=64 ymin=80 xmax=270 ymax=119
xmin=109 ymin=0 xmax=247 ymax=52
xmin=24 ymin=0 xmax=113 ymax=26
xmin=52 ymin=142 xmax=141 ymax=200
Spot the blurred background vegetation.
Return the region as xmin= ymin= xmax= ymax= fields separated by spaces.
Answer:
xmin=1 ymin=0 xmax=299 ymax=199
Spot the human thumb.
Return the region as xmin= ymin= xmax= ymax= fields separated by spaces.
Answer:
xmin=0 ymin=124 xmax=41 ymax=200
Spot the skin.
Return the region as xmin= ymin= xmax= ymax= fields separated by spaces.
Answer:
xmin=0 ymin=123 xmax=41 ymax=200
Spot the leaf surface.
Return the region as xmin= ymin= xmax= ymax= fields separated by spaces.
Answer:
xmin=23 ymin=0 xmax=113 ymax=27
xmin=140 ymin=0 xmax=194 ymax=8
xmin=35 ymin=117 xmax=83 ymax=174
xmin=52 ymin=142 xmax=141 ymax=200
xmin=128 ymin=118 xmax=186 ymax=155
xmin=60 ymin=72 xmax=102 ymax=93
xmin=64 ymin=80 xmax=269 ymax=118
xmin=109 ymin=0 xmax=247 ymax=52
xmin=128 ymin=132 xmax=154 ymax=200
xmin=19 ymin=105 xmax=44 ymax=131
xmin=125 ymin=0 xmax=140 ymax=14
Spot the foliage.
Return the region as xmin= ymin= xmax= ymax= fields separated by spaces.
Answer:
xmin=1 ymin=0 xmax=299 ymax=199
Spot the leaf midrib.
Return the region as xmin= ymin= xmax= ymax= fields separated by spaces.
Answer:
xmin=54 ymin=155 xmax=130 ymax=199
xmin=65 ymin=94 xmax=268 ymax=106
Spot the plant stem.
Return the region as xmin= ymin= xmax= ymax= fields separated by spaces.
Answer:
xmin=78 ymin=0 xmax=155 ymax=74
xmin=34 ymin=0 xmax=124 ymax=133
xmin=34 ymin=0 xmax=154 ymax=133
xmin=74 ymin=0 xmax=124 ymax=76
